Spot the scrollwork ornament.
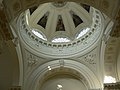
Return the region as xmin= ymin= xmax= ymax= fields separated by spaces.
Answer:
xmin=84 ymin=54 xmax=96 ymax=64
xmin=27 ymin=54 xmax=38 ymax=67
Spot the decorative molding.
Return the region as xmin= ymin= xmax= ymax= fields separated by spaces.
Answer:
xmin=76 ymin=46 xmax=99 ymax=75
xmin=27 ymin=54 xmax=38 ymax=67
xmin=23 ymin=49 xmax=48 ymax=73
xmin=52 ymin=1 xmax=67 ymax=7
xmin=8 ymin=86 xmax=21 ymax=90
xmin=77 ymin=46 xmax=98 ymax=65
xmin=102 ymin=34 xmax=107 ymax=44
xmin=13 ymin=37 xmax=19 ymax=47
xmin=59 ymin=59 xmax=64 ymax=67
xmin=24 ymin=60 xmax=102 ymax=90
xmin=17 ymin=8 xmax=103 ymax=58
xmin=84 ymin=54 xmax=96 ymax=65
xmin=104 ymin=82 xmax=120 ymax=89
xmin=104 ymin=37 xmax=120 ymax=80
xmin=39 ymin=67 xmax=89 ymax=89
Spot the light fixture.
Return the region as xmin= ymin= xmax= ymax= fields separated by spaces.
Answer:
xmin=57 ymin=84 xmax=62 ymax=90
xmin=47 ymin=66 xmax=51 ymax=70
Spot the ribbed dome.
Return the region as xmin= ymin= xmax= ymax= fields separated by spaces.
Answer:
xmin=19 ymin=1 xmax=103 ymax=58
xmin=26 ymin=2 xmax=92 ymax=43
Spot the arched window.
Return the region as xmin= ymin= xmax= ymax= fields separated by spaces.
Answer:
xmin=32 ymin=29 xmax=47 ymax=40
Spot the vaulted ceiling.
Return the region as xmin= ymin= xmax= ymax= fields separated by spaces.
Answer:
xmin=0 ymin=0 xmax=120 ymax=90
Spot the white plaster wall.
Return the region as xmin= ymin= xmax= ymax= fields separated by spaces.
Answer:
xmin=41 ymin=76 xmax=87 ymax=90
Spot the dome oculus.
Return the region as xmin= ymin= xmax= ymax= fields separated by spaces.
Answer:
xmin=27 ymin=2 xmax=94 ymax=43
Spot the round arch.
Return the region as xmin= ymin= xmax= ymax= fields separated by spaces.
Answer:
xmin=24 ymin=59 xmax=102 ymax=90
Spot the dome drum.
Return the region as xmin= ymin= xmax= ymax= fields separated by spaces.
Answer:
xmin=18 ymin=2 xmax=104 ymax=58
